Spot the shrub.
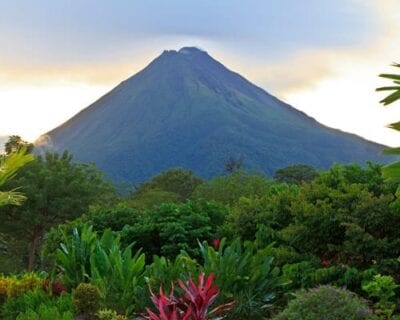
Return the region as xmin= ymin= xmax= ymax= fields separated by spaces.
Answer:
xmin=362 ymin=274 xmax=398 ymax=319
xmin=16 ymin=305 xmax=74 ymax=320
xmin=272 ymin=285 xmax=373 ymax=320
xmin=56 ymin=226 xmax=146 ymax=315
xmin=199 ymin=239 xmax=285 ymax=319
xmin=89 ymin=229 xmax=146 ymax=315
xmin=1 ymin=289 xmax=74 ymax=320
xmin=97 ymin=309 xmax=127 ymax=320
xmin=0 ymin=273 xmax=43 ymax=306
xmin=121 ymin=201 xmax=226 ymax=259
xmin=97 ymin=308 xmax=117 ymax=320
xmin=56 ymin=223 xmax=97 ymax=288
xmin=73 ymin=283 xmax=103 ymax=319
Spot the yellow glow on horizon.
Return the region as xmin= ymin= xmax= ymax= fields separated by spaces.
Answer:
xmin=0 ymin=84 xmax=110 ymax=142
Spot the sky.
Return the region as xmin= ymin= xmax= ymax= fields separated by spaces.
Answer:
xmin=1 ymin=0 xmax=400 ymax=146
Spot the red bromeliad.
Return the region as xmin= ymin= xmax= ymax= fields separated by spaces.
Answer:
xmin=212 ymin=238 xmax=221 ymax=250
xmin=145 ymin=273 xmax=234 ymax=320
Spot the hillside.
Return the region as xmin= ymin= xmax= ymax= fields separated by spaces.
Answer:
xmin=41 ymin=47 xmax=389 ymax=183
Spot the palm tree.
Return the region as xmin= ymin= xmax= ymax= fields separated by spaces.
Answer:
xmin=376 ymin=63 xmax=400 ymax=184
xmin=0 ymin=148 xmax=34 ymax=206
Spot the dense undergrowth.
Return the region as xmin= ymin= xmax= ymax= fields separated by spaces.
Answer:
xmin=1 ymin=147 xmax=400 ymax=319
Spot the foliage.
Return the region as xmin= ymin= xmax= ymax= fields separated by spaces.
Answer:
xmin=362 ymin=274 xmax=399 ymax=319
xmin=377 ymin=63 xmax=400 ymax=106
xmin=144 ymin=254 xmax=198 ymax=294
xmin=0 ymin=148 xmax=33 ymax=207
xmin=272 ymin=285 xmax=373 ymax=320
xmin=56 ymin=225 xmax=146 ymax=315
xmin=121 ymin=200 xmax=227 ymax=259
xmin=56 ymin=223 xmax=97 ymax=288
xmin=132 ymin=168 xmax=204 ymax=204
xmin=199 ymin=239 xmax=285 ymax=319
xmin=89 ymin=229 xmax=146 ymax=315
xmin=0 ymin=151 xmax=115 ymax=270
xmin=145 ymin=273 xmax=234 ymax=320
xmin=16 ymin=305 xmax=73 ymax=320
xmin=97 ymin=308 xmax=118 ymax=320
xmin=88 ymin=205 xmax=143 ymax=233
xmin=192 ymin=170 xmax=271 ymax=205
xmin=281 ymin=163 xmax=400 ymax=271
xmin=0 ymin=273 xmax=43 ymax=301
xmin=274 ymin=164 xmax=319 ymax=184
xmin=376 ymin=62 xmax=400 ymax=192
xmin=73 ymin=283 xmax=103 ymax=319
xmin=225 ymin=184 xmax=299 ymax=240
xmin=4 ymin=136 xmax=33 ymax=155
xmin=1 ymin=289 xmax=74 ymax=320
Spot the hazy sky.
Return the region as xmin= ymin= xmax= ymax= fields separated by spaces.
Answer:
xmin=1 ymin=0 xmax=400 ymax=146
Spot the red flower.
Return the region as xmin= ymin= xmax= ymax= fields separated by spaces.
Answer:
xmin=321 ymin=260 xmax=330 ymax=268
xmin=212 ymin=238 xmax=221 ymax=250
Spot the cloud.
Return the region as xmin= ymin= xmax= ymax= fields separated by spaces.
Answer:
xmin=253 ymin=0 xmax=400 ymax=147
xmin=1 ymin=0 xmax=400 ymax=147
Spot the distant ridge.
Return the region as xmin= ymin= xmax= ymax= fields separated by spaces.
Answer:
xmin=41 ymin=47 xmax=390 ymax=183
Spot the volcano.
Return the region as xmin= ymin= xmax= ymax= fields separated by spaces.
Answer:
xmin=41 ymin=47 xmax=389 ymax=183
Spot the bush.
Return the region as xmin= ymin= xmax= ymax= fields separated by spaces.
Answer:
xmin=121 ymin=200 xmax=227 ymax=259
xmin=199 ymin=239 xmax=285 ymax=319
xmin=97 ymin=309 xmax=117 ymax=320
xmin=362 ymin=274 xmax=398 ymax=319
xmin=73 ymin=283 xmax=103 ymax=319
xmin=0 ymin=273 xmax=43 ymax=304
xmin=16 ymin=305 xmax=74 ymax=320
xmin=272 ymin=285 xmax=373 ymax=320
xmin=1 ymin=289 xmax=74 ymax=320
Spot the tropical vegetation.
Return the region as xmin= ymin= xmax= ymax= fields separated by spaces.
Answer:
xmin=1 ymin=67 xmax=400 ymax=318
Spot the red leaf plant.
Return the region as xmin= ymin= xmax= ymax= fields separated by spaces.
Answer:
xmin=144 ymin=273 xmax=234 ymax=320
xmin=212 ymin=238 xmax=221 ymax=251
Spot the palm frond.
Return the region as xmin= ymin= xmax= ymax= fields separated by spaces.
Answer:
xmin=377 ymin=63 xmax=400 ymax=106
xmin=0 ymin=148 xmax=34 ymax=186
xmin=0 ymin=190 xmax=27 ymax=206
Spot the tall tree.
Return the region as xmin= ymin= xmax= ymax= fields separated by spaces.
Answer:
xmin=133 ymin=168 xmax=203 ymax=202
xmin=0 ymin=151 xmax=114 ymax=270
xmin=4 ymin=135 xmax=34 ymax=155
xmin=274 ymin=164 xmax=319 ymax=184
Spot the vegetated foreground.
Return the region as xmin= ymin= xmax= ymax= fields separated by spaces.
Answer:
xmin=0 ymin=142 xmax=400 ymax=319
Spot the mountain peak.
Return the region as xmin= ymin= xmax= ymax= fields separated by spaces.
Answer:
xmin=178 ymin=46 xmax=207 ymax=54
xmin=43 ymin=47 xmax=389 ymax=183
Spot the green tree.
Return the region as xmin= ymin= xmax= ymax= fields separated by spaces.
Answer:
xmin=224 ymin=154 xmax=244 ymax=174
xmin=281 ymin=164 xmax=400 ymax=270
xmin=193 ymin=170 xmax=271 ymax=205
xmin=0 ymin=151 xmax=114 ymax=270
xmin=121 ymin=200 xmax=227 ymax=259
xmin=274 ymin=164 xmax=319 ymax=184
xmin=131 ymin=168 xmax=203 ymax=206
xmin=4 ymin=135 xmax=34 ymax=155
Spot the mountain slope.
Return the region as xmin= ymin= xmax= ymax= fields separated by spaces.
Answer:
xmin=42 ymin=47 xmax=389 ymax=183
